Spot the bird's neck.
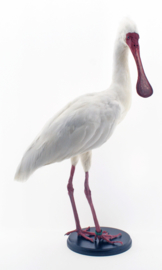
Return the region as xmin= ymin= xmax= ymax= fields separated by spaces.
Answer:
xmin=111 ymin=39 xmax=132 ymax=112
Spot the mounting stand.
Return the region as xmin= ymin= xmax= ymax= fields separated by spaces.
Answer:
xmin=67 ymin=227 xmax=132 ymax=256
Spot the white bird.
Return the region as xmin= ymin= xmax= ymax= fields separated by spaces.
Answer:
xmin=15 ymin=18 xmax=153 ymax=244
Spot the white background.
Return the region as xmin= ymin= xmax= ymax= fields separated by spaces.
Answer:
xmin=0 ymin=0 xmax=162 ymax=269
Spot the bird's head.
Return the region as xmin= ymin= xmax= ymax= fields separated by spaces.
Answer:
xmin=119 ymin=18 xmax=153 ymax=98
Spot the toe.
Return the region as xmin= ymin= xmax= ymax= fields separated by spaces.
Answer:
xmin=79 ymin=233 xmax=94 ymax=242
xmin=65 ymin=229 xmax=77 ymax=235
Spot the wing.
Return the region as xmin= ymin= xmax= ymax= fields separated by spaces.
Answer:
xmin=30 ymin=95 xmax=121 ymax=162
xmin=15 ymin=94 xmax=121 ymax=180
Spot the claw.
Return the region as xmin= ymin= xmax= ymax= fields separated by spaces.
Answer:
xmin=65 ymin=227 xmax=96 ymax=242
xmin=79 ymin=232 xmax=94 ymax=242
xmin=65 ymin=229 xmax=77 ymax=236
xmin=109 ymin=233 xmax=122 ymax=240
xmin=96 ymin=231 xmax=123 ymax=245
xmin=100 ymin=234 xmax=123 ymax=245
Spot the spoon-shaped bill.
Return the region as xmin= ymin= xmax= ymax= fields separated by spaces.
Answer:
xmin=134 ymin=48 xmax=153 ymax=98
xmin=126 ymin=32 xmax=153 ymax=98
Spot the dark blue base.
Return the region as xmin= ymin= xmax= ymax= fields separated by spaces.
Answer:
xmin=67 ymin=227 xmax=132 ymax=256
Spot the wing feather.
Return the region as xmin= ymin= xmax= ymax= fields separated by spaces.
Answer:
xmin=15 ymin=93 xmax=121 ymax=180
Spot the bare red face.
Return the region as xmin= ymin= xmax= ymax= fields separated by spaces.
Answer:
xmin=126 ymin=32 xmax=153 ymax=98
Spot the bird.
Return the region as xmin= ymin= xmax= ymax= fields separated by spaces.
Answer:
xmin=15 ymin=18 xmax=153 ymax=244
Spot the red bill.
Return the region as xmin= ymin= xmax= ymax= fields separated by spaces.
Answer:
xmin=126 ymin=32 xmax=153 ymax=98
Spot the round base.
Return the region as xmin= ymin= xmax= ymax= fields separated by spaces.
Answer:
xmin=67 ymin=227 xmax=132 ymax=256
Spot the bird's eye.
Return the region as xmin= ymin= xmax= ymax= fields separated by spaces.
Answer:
xmin=127 ymin=36 xmax=130 ymax=40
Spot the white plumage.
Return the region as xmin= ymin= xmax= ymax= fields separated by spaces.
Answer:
xmin=15 ymin=92 xmax=122 ymax=180
xmin=15 ymin=18 xmax=151 ymax=181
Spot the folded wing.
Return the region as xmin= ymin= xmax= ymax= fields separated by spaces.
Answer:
xmin=15 ymin=94 xmax=121 ymax=180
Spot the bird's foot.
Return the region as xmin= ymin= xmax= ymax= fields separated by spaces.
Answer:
xmin=95 ymin=230 xmax=123 ymax=245
xmin=65 ymin=227 xmax=95 ymax=242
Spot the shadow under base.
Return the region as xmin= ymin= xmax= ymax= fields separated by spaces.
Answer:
xmin=67 ymin=227 xmax=132 ymax=256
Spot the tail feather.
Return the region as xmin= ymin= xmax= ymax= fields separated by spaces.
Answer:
xmin=14 ymin=147 xmax=41 ymax=181
xmin=14 ymin=162 xmax=34 ymax=181
xmin=15 ymin=156 xmax=35 ymax=181
xmin=15 ymin=132 xmax=58 ymax=181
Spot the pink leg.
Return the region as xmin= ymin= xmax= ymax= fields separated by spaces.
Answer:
xmin=84 ymin=172 xmax=123 ymax=244
xmin=65 ymin=166 xmax=95 ymax=242
xmin=67 ymin=165 xmax=81 ymax=231
xmin=84 ymin=172 xmax=101 ymax=233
